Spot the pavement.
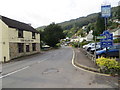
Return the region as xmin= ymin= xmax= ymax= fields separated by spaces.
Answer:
xmin=73 ymin=47 xmax=120 ymax=88
xmin=73 ymin=48 xmax=100 ymax=73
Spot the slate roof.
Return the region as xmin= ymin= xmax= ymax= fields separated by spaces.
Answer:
xmin=0 ymin=15 xmax=39 ymax=33
xmin=109 ymin=28 xmax=120 ymax=33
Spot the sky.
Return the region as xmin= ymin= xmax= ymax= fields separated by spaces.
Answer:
xmin=0 ymin=0 xmax=119 ymax=28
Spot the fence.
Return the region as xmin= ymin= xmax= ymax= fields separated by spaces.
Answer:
xmin=79 ymin=48 xmax=96 ymax=63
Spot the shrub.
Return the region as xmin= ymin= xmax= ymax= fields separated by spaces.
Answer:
xmin=71 ymin=42 xmax=80 ymax=48
xmin=56 ymin=43 xmax=61 ymax=47
xmin=114 ymin=38 xmax=120 ymax=43
xmin=96 ymin=57 xmax=120 ymax=75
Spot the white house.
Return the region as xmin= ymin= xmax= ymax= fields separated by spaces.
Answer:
xmin=85 ymin=30 xmax=93 ymax=41
xmin=109 ymin=28 xmax=120 ymax=39
xmin=78 ymin=30 xmax=93 ymax=42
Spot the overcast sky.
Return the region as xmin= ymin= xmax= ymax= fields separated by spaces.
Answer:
xmin=0 ymin=0 xmax=119 ymax=28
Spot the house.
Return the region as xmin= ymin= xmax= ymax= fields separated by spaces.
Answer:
xmin=78 ymin=30 xmax=93 ymax=42
xmin=0 ymin=15 xmax=40 ymax=62
xmin=85 ymin=30 xmax=93 ymax=41
xmin=70 ymin=36 xmax=79 ymax=42
xmin=78 ymin=36 xmax=86 ymax=42
xmin=82 ymin=26 xmax=87 ymax=30
xmin=113 ymin=19 xmax=120 ymax=24
xmin=109 ymin=28 xmax=120 ymax=39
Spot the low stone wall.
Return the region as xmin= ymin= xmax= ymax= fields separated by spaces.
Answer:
xmin=9 ymin=42 xmax=40 ymax=60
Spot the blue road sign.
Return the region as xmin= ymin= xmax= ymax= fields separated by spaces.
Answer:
xmin=100 ymin=30 xmax=113 ymax=48
xmin=101 ymin=5 xmax=111 ymax=18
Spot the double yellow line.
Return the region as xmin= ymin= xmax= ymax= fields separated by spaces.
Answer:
xmin=71 ymin=48 xmax=112 ymax=77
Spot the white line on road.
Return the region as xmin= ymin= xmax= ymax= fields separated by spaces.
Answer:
xmin=37 ymin=58 xmax=49 ymax=63
xmin=1 ymin=50 xmax=59 ymax=79
xmin=1 ymin=57 xmax=50 ymax=79
xmin=0 ymin=66 xmax=29 ymax=79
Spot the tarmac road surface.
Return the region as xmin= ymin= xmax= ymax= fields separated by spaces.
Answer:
xmin=1 ymin=46 xmax=119 ymax=88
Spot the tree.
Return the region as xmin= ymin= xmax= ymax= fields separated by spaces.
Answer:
xmin=117 ymin=6 xmax=120 ymax=21
xmin=93 ymin=13 xmax=105 ymax=39
xmin=42 ymin=23 xmax=65 ymax=47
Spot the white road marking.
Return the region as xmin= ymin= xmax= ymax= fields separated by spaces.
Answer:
xmin=1 ymin=57 xmax=50 ymax=79
xmin=71 ymin=48 xmax=111 ymax=77
xmin=0 ymin=66 xmax=29 ymax=79
xmin=114 ymin=82 xmax=119 ymax=86
xmin=37 ymin=58 xmax=49 ymax=63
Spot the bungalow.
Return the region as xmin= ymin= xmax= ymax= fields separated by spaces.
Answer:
xmin=0 ymin=15 xmax=40 ymax=62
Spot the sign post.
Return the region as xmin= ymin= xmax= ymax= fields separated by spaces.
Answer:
xmin=100 ymin=30 xmax=113 ymax=49
xmin=101 ymin=4 xmax=111 ymax=53
xmin=101 ymin=5 xmax=111 ymax=30
xmin=96 ymin=36 xmax=106 ymax=39
xmin=94 ymin=36 xmax=97 ymax=62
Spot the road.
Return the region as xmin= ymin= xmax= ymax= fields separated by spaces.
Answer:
xmin=1 ymin=46 xmax=119 ymax=88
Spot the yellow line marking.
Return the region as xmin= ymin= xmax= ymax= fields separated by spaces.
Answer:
xmin=71 ymin=48 xmax=111 ymax=77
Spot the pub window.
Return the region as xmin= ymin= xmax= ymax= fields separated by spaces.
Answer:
xmin=32 ymin=43 xmax=36 ymax=51
xmin=18 ymin=43 xmax=24 ymax=53
xmin=32 ymin=32 xmax=36 ymax=39
xmin=18 ymin=30 xmax=23 ymax=38
xmin=26 ymin=45 xmax=30 ymax=52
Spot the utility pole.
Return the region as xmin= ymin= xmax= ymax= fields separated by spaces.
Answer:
xmin=94 ymin=36 xmax=97 ymax=62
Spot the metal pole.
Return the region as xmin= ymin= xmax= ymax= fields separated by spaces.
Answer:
xmin=119 ymin=49 xmax=120 ymax=59
xmin=105 ymin=17 xmax=108 ymax=52
xmin=94 ymin=36 xmax=97 ymax=63
xmin=118 ymin=38 xmax=120 ymax=60
xmin=104 ymin=18 xmax=107 ymax=30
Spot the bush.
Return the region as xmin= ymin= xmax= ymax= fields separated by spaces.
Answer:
xmin=80 ymin=42 xmax=89 ymax=47
xmin=71 ymin=42 xmax=80 ymax=48
xmin=80 ymin=40 xmax=93 ymax=47
xmin=56 ymin=43 xmax=61 ymax=48
xmin=96 ymin=57 xmax=120 ymax=75
xmin=114 ymin=38 xmax=120 ymax=43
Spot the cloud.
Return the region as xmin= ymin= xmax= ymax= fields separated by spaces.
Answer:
xmin=0 ymin=0 xmax=119 ymax=28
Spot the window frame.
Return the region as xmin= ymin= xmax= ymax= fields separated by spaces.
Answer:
xmin=32 ymin=43 xmax=36 ymax=51
xmin=26 ymin=45 xmax=30 ymax=52
xmin=18 ymin=30 xmax=24 ymax=38
xmin=32 ymin=32 xmax=36 ymax=39
xmin=18 ymin=43 xmax=24 ymax=53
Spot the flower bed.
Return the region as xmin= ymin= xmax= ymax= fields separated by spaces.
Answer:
xmin=96 ymin=57 xmax=120 ymax=75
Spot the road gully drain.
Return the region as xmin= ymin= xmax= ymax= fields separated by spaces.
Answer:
xmin=42 ymin=68 xmax=59 ymax=74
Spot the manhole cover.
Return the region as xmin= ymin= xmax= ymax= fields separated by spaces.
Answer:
xmin=42 ymin=68 xmax=59 ymax=74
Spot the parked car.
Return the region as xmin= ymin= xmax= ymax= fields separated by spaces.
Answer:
xmin=90 ymin=45 xmax=101 ymax=54
xmin=96 ymin=45 xmax=120 ymax=58
xmin=86 ymin=42 xmax=100 ymax=51
xmin=83 ymin=43 xmax=92 ymax=49
xmin=84 ymin=43 xmax=95 ymax=51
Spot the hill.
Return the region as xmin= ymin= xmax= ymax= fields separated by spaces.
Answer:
xmin=37 ymin=6 xmax=119 ymax=37
xmin=36 ymin=13 xmax=98 ymax=31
